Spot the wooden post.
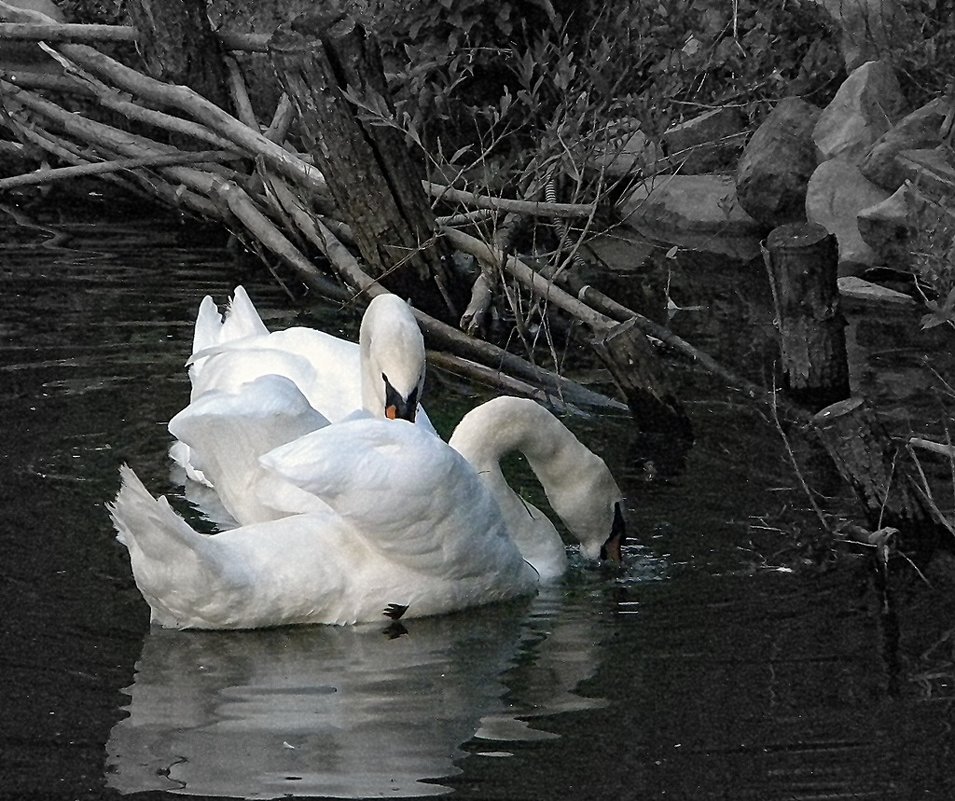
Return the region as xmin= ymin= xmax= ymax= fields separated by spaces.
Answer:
xmin=126 ymin=0 xmax=229 ymax=110
xmin=591 ymin=317 xmax=692 ymax=438
xmin=812 ymin=397 xmax=941 ymax=563
xmin=763 ymin=222 xmax=850 ymax=410
xmin=268 ymin=6 xmax=463 ymax=321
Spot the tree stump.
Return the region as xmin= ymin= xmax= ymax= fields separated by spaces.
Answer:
xmin=763 ymin=222 xmax=850 ymax=411
xmin=812 ymin=397 xmax=941 ymax=563
xmin=126 ymin=0 xmax=229 ymax=110
xmin=591 ymin=317 xmax=692 ymax=438
xmin=268 ymin=6 xmax=463 ymax=320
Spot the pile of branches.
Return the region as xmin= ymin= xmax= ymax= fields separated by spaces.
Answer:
xmin=0 ymin=0 xmax=763 ymax=428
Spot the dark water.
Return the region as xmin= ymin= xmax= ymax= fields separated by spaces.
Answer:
xmin=2 ymin=199 xmax=954 ymax=800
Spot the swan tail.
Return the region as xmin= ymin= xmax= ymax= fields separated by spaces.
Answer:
xmin=222 ymin=285 xmax=270 ymax=341
xmin=108 ymin=465 xmax=244 ymax=628
xmin=190 ymin=286 xmax=270 ymax=363
xmin=191 ymin=295 xmax=225 ymax=356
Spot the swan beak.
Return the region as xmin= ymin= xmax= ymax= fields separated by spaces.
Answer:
xmin=384 ymin=378 xmax=418 ymax=423
xmin=600 ymin=502 xmax=627 ymax=564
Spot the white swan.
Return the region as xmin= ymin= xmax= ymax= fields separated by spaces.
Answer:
xmin=170 ymin=288 xmax=433 ymax=484
xmin=110 ymin=400 xmax=627 ymax=628
xmin=188 ymin=288 xmax=428 ymax=423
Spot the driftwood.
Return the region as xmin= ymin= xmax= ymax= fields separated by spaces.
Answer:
xmin=0 ymin=20 xmax=269 ymax=51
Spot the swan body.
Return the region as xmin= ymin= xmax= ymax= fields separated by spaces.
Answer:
xmin=171 ymin=288 xmax=433 ymax=484
xmin=111 ymin=418 xmax=539 ymax=628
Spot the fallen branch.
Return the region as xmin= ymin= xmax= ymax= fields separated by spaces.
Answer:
xmin=424 ymin=180 xmax=596 ymax=219
xmin=441 ymin=226 xmax=613 ymax=332
xmin=0 ymin=149 xmax=235 ymax=191
xmin=909 ymin=437 xmax=955 ymax=458
xmin=42 ymin=42 xmax=328 ymax=194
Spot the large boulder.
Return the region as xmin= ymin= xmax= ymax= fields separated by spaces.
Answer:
xmin=860 ymin=98 xmax=952 ymax=190
xmin=812 ymin=60 xmax=906 ymax=162
xmin=662 ymin=107 xmax=748 ymax=174
xmin=805 ymin=154 xmax=891 ymax=269
xmin=735 ymin=97 xmax=821 ymax=227
xmin=618 ymin=174 xmax=763 ymax=260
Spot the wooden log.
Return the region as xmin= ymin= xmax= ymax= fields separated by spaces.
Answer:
xmin=268 ymin=6 xmax=464 ymax=321
xmin=125 ymin=0 xmax=230 ymax=110
xmin=591 ymin=317 xmax=692 ymax=437
xmin=0 ymin=149 xmax=234 ymax=191
xmin=812 ymin=397 xmax=942 ymax=563
xmin=763 ymin=222 xmax=850 ymax=411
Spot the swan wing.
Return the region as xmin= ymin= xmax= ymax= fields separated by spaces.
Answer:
xmin=169 ymin=375 xmax=330 ymax=524
xmin=260 ymin=418 xmax=526 ymax=577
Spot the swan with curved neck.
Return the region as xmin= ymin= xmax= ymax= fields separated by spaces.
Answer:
xmin=188 ymin=288 xmax=427 ymax=424
xmin=449 ymin=396 xmax=626 ymax=579
xmin=112 ymin=398 xmax=627 ymax=628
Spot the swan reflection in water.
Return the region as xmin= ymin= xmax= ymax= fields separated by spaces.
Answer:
xmin=106 ymin=588 xmax=606 ymax=798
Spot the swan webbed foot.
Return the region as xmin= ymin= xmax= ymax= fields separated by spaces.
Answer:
xmin=383 ymin=602 xmax=409 ymax=620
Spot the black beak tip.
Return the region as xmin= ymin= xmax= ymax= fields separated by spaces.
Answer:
xmin=600 ymin=502 xmax=627 ymax=564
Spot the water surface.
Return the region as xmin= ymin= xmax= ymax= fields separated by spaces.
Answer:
xmin=1 ymin=198 xmax=954 ymax=800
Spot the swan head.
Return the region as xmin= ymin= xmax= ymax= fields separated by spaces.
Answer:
xmin=546 ymin=453 xmax=627 ymax=565
xmin=359 ymin=295 xmax=426 ymax=423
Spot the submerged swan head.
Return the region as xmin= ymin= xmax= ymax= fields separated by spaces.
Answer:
xmin=359 ymin=295 xmax=426 ymax=423
xmin=449 ymin=396 xmax=627 ymax=569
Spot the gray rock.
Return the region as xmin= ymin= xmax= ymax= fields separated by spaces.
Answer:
xmin=812 ymin=60 xmax=906 ymax=162
xmin=838 ymin=276 xmax=915 ymax=305
xmin=618 ymin=174 xmax=764 ymax=258
xmin=591 ymin=122 xmax=663 ymax=179
xmin=662 ymin=107 xmax=748 ymax=174
xmin=805 ymin=154 xmax=891 ymax=268
xmin=860 ymin=98 xmax=951 ymax=190
xmin=735 ymin=97 xmax=821 ymax=227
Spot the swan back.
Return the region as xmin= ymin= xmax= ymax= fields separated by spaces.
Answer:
xmin=449 ymin=397 xmax=625 ymax=565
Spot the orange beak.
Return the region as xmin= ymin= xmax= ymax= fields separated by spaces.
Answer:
xmin=385 ymin=405 xmax=398 ymax=420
